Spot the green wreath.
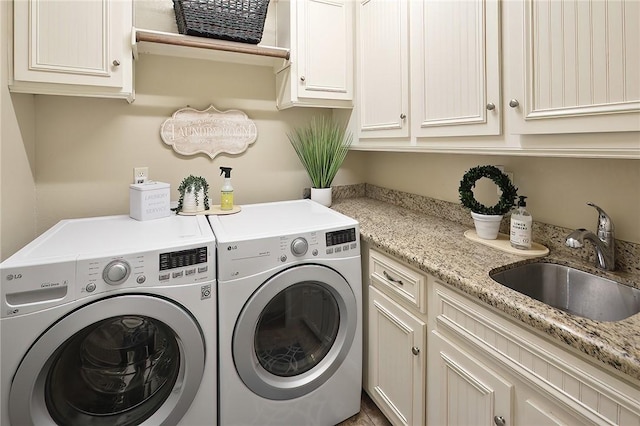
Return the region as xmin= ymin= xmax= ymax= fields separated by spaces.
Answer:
xmin=459 ymin=165 xmax=518 ymax=215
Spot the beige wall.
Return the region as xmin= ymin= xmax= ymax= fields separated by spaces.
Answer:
xmin=32 ymin=54 xmax=365 ymax=238
xmin=360 ymin=152 xmax=640 ymax=244
xmin=0 ymin=1 xmax=37 ymax=260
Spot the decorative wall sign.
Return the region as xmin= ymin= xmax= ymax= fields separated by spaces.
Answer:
xmin=161 ymin=105 xmax=258 ymax=159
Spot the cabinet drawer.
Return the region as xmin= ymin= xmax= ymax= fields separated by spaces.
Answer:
xmin=369 ymin=249 xmax=427 ymax=313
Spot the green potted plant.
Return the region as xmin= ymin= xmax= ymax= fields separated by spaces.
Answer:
xmin=459 ymin=165 xmax=518 ymax=239
xmin=175 ymin=175 xmax=210 ymax=214
xmin=287 ymin=117 xmax=353 ymax=207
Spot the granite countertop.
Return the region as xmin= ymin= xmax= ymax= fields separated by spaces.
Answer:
xmin=331 ymin=196 xmax=640 ymax=382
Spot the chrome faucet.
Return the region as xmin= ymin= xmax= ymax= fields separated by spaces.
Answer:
xmin=565 ymin=203 xmax=616 ymax=271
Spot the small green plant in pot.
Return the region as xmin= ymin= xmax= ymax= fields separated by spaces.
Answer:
xmin=459 ymin=165 xmax=518 ymax=239
xmin=287 ymin=117 xmax=353 ymax=207
xmin=175 ymin=175 xmax=210 ymax=213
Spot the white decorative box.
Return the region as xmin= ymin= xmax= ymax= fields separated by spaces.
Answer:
xmin=129 ymin=181 xmax=171 ymax=221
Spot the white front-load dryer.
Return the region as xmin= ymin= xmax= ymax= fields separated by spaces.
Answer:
xmin=209 ymin=200 xmax=362 ymax=426
xmin=0 ymin=214 xmax=216 ymax=426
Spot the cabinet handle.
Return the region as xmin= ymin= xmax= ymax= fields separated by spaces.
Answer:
xmin=112 ymin=59 xmax=121 ymax=67
xmin=400 ymin=113 xmax=406 ymax=119
xmin=508 ymin=99 xmax=519 ymax=108
xmin=486 ymin=103 xmax=496 ymax=111
xmin=300 ymin=75 xmax=305 ymax=82
xmin=412 ymin=346 xmax=420 ymax=356
xmin=494 ymin=416 xmax=506 ymax=426
xmin=383 ymin=271 xmax=403 ymax=285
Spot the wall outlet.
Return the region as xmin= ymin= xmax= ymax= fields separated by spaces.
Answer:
xmin=133 ymin=167 xmax=149 ymax=184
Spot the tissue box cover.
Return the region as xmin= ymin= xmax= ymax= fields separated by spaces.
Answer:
xmin=130 ymin=181 xmax=171 ymax=221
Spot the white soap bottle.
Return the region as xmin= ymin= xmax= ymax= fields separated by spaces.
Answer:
xmin=510 ymin=196 xmax=532 ymax=249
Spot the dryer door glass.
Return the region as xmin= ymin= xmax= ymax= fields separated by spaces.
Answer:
xmin=254 ymin=282 xmax=339 ymax=377
xmin=45 ymin=315 xmax=180 ymax=426
xmin=233 ymin=264 xmax=357 ymax=400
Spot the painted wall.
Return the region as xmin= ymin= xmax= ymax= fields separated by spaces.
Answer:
xmin=360 ymin=152 xmax=640 ymax=244
xmin=32 ymin=54 xmax=365 ymax=239
xmin=0 ymin=1 xmax=37 ymax=260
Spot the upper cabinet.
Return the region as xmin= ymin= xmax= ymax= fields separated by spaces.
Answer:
xmin=355 ymin=0 xmax=500 ymax=141
xmin=275 ymin=0 xmax=354 ymax=109
xmin=351 ymin=0 xmax=640 ymax=158
xmin=410 ymin=0 xmax=501 ymax=137
xmin=505 ymin=0 xmax=640 ymax=134
xmin=10 ymin=0 xmax=134 ymax=102
xmin=357 ymin=0 xmax=409 ymax=139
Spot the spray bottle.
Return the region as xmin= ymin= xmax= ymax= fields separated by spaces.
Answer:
xmin=220 ymin=167 xmax=234 ymax=210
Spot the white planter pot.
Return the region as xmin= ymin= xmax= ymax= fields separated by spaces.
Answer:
xmin=311 ymin=187 xmax=332 ymax=207
xmin=471 ymin=212 xmax=503 ymax=240
xmin=182 ymin=188 xmax=206 ymax=213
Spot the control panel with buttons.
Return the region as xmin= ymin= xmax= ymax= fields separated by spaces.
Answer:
xmin=75 ymin=243 xmax=214 ymax=299
xmin=217 ymin=226 xmax=359 ymax=281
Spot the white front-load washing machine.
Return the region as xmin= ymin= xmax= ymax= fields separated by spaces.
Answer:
xmin=209 ymin=199 xmax=362 ymax=426
xmin=0 ymin=214 xmax=216 ymax=426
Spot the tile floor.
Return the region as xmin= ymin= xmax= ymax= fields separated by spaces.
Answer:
xmin=336 ymin=390 xmax=392 ymax=426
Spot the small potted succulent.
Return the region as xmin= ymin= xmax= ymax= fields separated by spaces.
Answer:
xmin=175 ymin=175 xmax=210 ymax=213
xmin=287 ymin=117 xmax=353 ymax=207
xmin=459 ymin=165 xmax=518 ymax=239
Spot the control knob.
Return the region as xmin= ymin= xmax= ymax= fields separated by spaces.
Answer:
xmin=103 ymin=260 xmax=131 ymax=285
xmin=291 ymin=238 xmax=308 ymax=256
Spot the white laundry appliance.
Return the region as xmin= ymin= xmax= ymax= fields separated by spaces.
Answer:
xmin=0 ymin=214 xmax=216 ymax=426
xmin=209 ymin=199 xmax=362 ymax=426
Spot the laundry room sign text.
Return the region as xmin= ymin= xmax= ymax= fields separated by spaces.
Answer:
xmin=161 ymin=105 xmax=258 ymax=159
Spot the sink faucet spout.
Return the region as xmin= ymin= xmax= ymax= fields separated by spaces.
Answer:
xmin=565 ymin=203 xmax=615 ymax=271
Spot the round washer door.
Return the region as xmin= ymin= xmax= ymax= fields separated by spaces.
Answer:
xmin=9 ymin=294 xmax=206 ymax=426
xmin=234 ymin=264 xmax=357 ymax=400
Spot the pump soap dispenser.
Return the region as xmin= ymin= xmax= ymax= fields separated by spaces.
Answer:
xmin=220 ymin=167 xmax=233 ymax=211
xmin=510 ymin=195 xmax=532 ymax=249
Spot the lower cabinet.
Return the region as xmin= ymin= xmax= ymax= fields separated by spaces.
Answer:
xmin=514 ymin=380 xmax=602 ymax=425
xmin=368 ymin=286 xmax=426 ymax=426
xmin=362 ymin=245 xmax=640 ymax=426
xmin=428 ymin=281 xmax=640 ymax=426
xmin=429 ymin=331 xmax=605 ymax=426
xmin=429 ymin=332 xmax=513 ymax=426
xmin=365 ymin=246 xmax=428 ymax=426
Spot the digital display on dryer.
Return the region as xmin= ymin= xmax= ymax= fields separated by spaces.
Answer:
xmin=325 ymin=228 xmax=356 ymax=247
xmin=159 ymin=247 xmax=208 ymax=270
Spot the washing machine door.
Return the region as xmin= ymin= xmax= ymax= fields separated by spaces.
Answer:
xmin=9 ymin=294 xmax=205 ymax=426
xmin=233 ymin=264 xmax=357 ymax=400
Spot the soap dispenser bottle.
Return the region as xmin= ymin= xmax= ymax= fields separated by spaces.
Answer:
xmin=510 ymin=195 xmax=532 ymax=249
xmin=220 ymin=167 xmax=233 ymax=211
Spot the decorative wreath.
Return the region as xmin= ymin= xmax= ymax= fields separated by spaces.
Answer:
xmin=459 ymin=165 xmax=518 ymax=215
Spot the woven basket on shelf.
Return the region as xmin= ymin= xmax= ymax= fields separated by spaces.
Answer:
xmin=173 ymin=0 xmax=270 ymax=45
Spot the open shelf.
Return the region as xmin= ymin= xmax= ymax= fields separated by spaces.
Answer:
xmin=133 ymin=28 xmax=290 ymax=69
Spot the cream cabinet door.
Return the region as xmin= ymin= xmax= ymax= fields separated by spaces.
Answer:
xmin=515 ymin=385 xmax=604 ymax=426
xmin=357 ymin=0 xmax=409 ymax=139
xmin=504 ymin=0 xmax=640 ymax=134
xmin=276 ymin=0 xmax=353 ymax=109
xmin=428 ymin=332 xmax=513 ymax=426
xmin=367 ymin=286 xmax=426 ymax=426
xmin=11 ymin=0 xmax=134 ymax=101
xmin=411 ymin=0 xmax=501 ymax=137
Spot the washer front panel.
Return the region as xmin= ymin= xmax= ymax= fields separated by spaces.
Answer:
xmin=233 ymin=264 xmax=357 ymax=400
xmin=8 ymin=295 xmax=206 ymax=426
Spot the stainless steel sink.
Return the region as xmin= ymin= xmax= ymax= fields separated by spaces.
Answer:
xmin=489 ymin=262 xmax=640 ymax=322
